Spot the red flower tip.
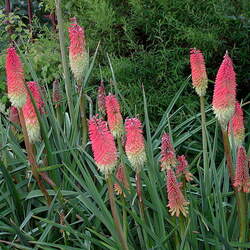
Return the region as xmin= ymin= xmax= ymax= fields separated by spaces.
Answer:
xmin=68 ymin=18 xmax=88 ymax=81
xmin=190 ymin=48 xmax=208 ymax=96
xmin=176 ymin=155 xmax=193 ymax=182
xmin=23 ymin=81 xmax=43 ymax=143
xmin=105 ymin=94 xmax=123 ymax=138
xmin=125 ymin=118 xmax=146 ymax=170
xmin=233 ymin=146 xmax=250 ymax=193
xmin=97 ymin=81 xmax=106 ymax=116
xmin=88 ymin=115 xmax=117 ymax=176
xmin=6 ymin=47 xmax=26 ymax=108
xmin=160 ymin=133 xmax=177 ymax=171
xmin=166 ymin=169 xmax=189 ymax=217
xmin=212 ymin=52 xmax=236 ymax=128
xmin=228 ymin=102 xmax=245 ymax=147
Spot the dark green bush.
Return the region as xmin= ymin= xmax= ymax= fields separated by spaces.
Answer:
xmin=1 ymin=0 xmax=250 ymax=126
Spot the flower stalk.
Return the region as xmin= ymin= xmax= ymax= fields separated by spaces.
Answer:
xmin=107 ymin=175 xmax=129 ymax=250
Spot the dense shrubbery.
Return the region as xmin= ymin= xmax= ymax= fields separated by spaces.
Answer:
xmin=1 ymin=0 xmax=250 ymax=126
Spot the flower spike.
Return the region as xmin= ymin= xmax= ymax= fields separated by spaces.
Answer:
xmin=23 ymin=82 xmax=43 ymax=143
xmin=6 ymin=47 xmax=26 ymax=108
xmin=105 ymin=94 xmax=123 ymax=138
xmin=160 ymin=133 xmax=177 ymax=171
xmin=68 ymin=17 xmax=88 ymax=82
xmin=88 ymin=116 xmax=117 ymax=176
xmin=176 ymin=155 xmax=193 ymax=182
xmin=228 ymin=102 xmax=245 ymax=147
xmin=212 ymin=52 xmax=236 ymax=129
xmin=190 ymin=48 xmax=208 ymax=96
xmin=233 ymin=146 xmax=250 ymax=193
xmin=97 ymin=81 xmax=106 ymax=116
xmin=125 ymin=118 xmax=146 ymax=170
xmin=166 ymin=168 xmax=189 ymax=217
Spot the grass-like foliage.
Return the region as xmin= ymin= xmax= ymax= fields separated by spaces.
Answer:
xmin=1 ymin=2 xmax=250 ymax=250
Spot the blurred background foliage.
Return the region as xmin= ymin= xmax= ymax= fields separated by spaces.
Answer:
xmin=0 ymin=0 xmax=250 ymax=127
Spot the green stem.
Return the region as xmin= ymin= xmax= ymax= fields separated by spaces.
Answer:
xmin=106 ymin=175 xmax=129 ymax=250
xmin=78 ymin=84 xmax=88 ymax=148
xmin=236 ymin=191 xmax=247 ymax=249
xmin=221 ymin=129 xmax=247 ymax=247
xmin=221 ymin=129 xmax=234 ymax=182
xmin=122 ymin=196 xmax=128 ymax=242
xmin=55 ymin=0 xmax=74 ymax=119
xmin=200 ymin=96 xmax=208 ymax=183
xmin=136 ymin=170 xmax=149 ymax=249
xmin=18 ymin=108 xmax=51 ymax=205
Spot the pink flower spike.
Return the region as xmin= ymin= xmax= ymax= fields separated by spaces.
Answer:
xmin=160 ymin=133 xmax=177 ymax=171
xmin=190 ymin=48 xmax=208 ymax=96
xmin=6 ymin=47 xmax=26 ymax=108
xmin=228 ymin=102 xmax=245 ymax=147
xmin=166 ymin=168 xmax=189 ymax=217
xmin=23 ymin=81 xmax=43 ymax=143
xmin=105 ymin=94 xmax=123 ymax=138
xmin=176 ymin=155 xmax=193 ymax=182
xmin=125 ymin=118 xmax=146 ymax=170
xmin=97 ymin=81 xmax=106 ymax=116
xmin=68 ymin=18 xmax=88 ymax=81
xmin=212 ymin=52 xmax=237 ymax=129
xmin=233 ymin=146 xmax=250 ymax=193
xmin=88 ymin=116 xmax=117 ymax=176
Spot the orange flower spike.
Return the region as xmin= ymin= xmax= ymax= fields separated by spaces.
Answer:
xmin=233 ymin=146 xmax=250 ymax=193
xmin=166 ymin=168 xmax=189 ymax=217
xmin=212 ymin=52 xmax=236 ymax=129
xmin=176 ymin=155 xmax=193 ymax=182
xmin=88 ymin=116 xmax=117 ymax=176
xmin=190 ymin=48 xmax=208 ymax=96
xmin=105 ymin=94 xmax=123 ymax=138
xmin=228 ymin=102 xmax=245 ymax=147
xmin=23 ymin=81 xmax=44 ymax=143
xmin=125 ymin=118 xmax=146 ymax=170
xmin=68 ymin=17 xmax=88 ymax=82
xmin=5 ymin=47 xmax=26 ymax=108
xmin=160 ymin=133 xmax=177 ymax=171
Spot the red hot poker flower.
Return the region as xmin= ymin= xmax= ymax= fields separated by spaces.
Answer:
xmin=160 ymin=133 xmax=177 ymax=171
xmin=190 ymin=48 xmax=208 ymax=96
xmin=228 ymin=102 xmax=245 ymax=147
xmin=88 ymin=116 xmax=117 ymax=176
xmin=233 ymin=146 xmax=250 ymax=193
xmin=176 ymin=155 xmax=193 ymax=182
xmin=68 ymin=18 xmax=88 ymax=82
xmin=125 ymin=118 xmax=146 ymax=170
xmin=6 ymin=47 xmax=26 ymax=108
xmin=23 ymin=81 xmax=44 ymax=143
xmin=212 ymin=52 xmax=236 ymax=129
xmin=166 ymin=168 xmax=189 ymax=217
xmin=105 ymin=94 xmax=123 ymax=138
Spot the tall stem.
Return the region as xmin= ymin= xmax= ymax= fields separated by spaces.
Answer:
xmin=55 ymin=0 xmax=74 ymax=118
xmin=221 ymin=129 xmax=247 ymax=246
xmin=136 ymin=170 xmax=149 ymax=248
xmin=77 ymin=83 xmax=88 ymax=148
xmin=106 ymin=175 xmax=128 ymax=250
xmin=200 ymin=96 xmax=208 ymax=182
xmin=18 ymin=108 xmax=51 ymax=205
xmin=221 ymin=129 xmax=234 ymax=182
